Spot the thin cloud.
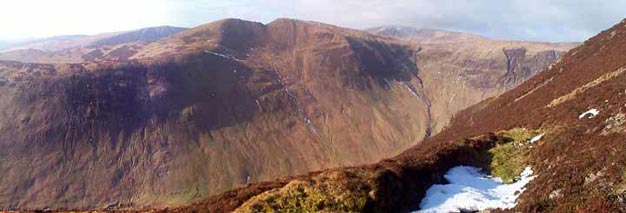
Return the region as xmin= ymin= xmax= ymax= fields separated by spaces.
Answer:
xmin=270 ymin=0 xmax=625 ymax=42
xmin=0 ymin=0 xmax=623 ymax=42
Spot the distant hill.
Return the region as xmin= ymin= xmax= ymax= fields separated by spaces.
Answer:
xmin=0 ymin=39 xmax=39 ymax=51
xmin=88 ymin=26 xmax=187 ymax=47
xmin=0 ymin=26 xmax=187 ymax=53
xmin=368 ymin=25 xmax=485 ymax=41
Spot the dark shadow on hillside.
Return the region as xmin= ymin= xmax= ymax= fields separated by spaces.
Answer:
xmin=55 ymin=52 xmax=260 ymax=149
xmin=346 ymin=36 xmax=419 ymax=89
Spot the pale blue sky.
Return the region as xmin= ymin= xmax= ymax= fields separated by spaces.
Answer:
xmin=0 ymin=0 xmax=624 ymax=42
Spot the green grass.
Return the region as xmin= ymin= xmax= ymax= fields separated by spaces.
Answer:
xmin=614 ymin=169 xmax=626 ymax=195
xmin=488 ymin=128 xmax=540 ymax=183
xmin=236 ymin=169 xmax=373 ymax=213
xmin=235 ymin=128 xmax=547 ymax=212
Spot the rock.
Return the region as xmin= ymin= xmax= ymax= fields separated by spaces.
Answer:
xmin=549 ymin=189 xmax=562 ymax=199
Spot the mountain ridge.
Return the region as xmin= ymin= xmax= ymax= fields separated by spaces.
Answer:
xmin=0 ymin=18 xmax=576 ymax=210
xmin=369 ymin=25 xmax=581 ymax=45
xmin=0 ymin=18 xmax=431 ymax=209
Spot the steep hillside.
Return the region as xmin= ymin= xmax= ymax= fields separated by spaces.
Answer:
xmin=180 ymin=19 xmax=626 ymax=212
xmin=0 ymin=24 xmax=575 ymax=138
xmin=369 ymin=26 xmax=577 ymax=133
xmin=403 ymin=18 xmax=626 ymax=212
xmin=0 ymin=19 xmax=431 ymax=210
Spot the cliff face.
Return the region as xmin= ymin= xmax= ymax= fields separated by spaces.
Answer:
xmin=369 ymin=26 xmax=577 ymax=133
xmin=0 ymin=19 xmax=431 ymax=209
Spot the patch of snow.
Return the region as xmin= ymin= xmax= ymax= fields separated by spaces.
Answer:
xmin=416 ymin=166 xmax=535 ymax=213
xmin=579 ymin=108 xmax=600 ymax=119
xmin=203 ymin=50 xmax=244 ymax=62
xmin=404 ymin=83 xmax=420 ymax=100
xmin=284 ymin=88 xmax=298 ymax=100
xmin=529 ymin=134 xmax=543 ymax=144
xmin=303 ymin=116 xmax=318 ymax=135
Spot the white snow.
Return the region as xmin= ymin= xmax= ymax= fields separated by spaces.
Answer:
xmin=529 ymin=134 xmax=544 ymax=143
xmin=578 ymin=108 xmax=600 ymax=119
xmin=416 ymin=166 xmax=535 ymax=213
xmin=404 ymin=84 xmax=420 ymax=99
xmin=203 ymin=50 xmax=244 ymax=62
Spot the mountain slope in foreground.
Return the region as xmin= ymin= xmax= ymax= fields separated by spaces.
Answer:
xmin=175 ymin=19 xmax=626 ymax=212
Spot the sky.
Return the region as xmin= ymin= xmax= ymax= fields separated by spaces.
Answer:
xmin=0 ymin=0 xmax=625 ymax=42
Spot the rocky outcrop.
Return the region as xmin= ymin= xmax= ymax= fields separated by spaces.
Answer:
xmin=499 ymin=48 xmax=562 ymax=86
xmin=369 ymin=27 xmax=576 ymax=133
